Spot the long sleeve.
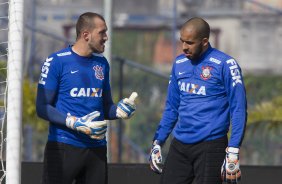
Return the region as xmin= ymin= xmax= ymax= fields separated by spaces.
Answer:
xmin=102 ymin=60 xmax=118 ymax=120
xmin=36 ymin=87 xmax=67 ymax=125
xmin=223 ymin=58 xmax=247 ymax=147
xmin=36 ymin=55 xmax=67 ymax=126
xmin=153 ymin=63 xmax=180 ymax=144
xmin=103 ymin=89 xmax=118 ymax=120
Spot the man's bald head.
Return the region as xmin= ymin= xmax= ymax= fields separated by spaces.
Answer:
xmin=181 ymin=17 xmax=210 ymax=40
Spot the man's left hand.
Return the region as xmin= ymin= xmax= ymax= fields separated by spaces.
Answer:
xmin=221 ymin=147 xmax=241 ymax=183
xmin=116 ymin=92 xmax=138 ymax=119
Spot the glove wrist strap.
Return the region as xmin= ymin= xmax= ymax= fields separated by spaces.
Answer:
xmin=153 ymin=140 xmax=162 ymax=146
xmin=227 ymin=147 xmax=239 ymax=153
xmin=66 ymin=114 xmax=76 ymax=129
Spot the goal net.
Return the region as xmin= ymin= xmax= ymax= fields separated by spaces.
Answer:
xmin=0 ymin=1 xmax=9 ymax=182
xmin=0 ymin=0 xmax=24 ymax=183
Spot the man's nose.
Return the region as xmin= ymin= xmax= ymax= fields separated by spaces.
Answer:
xmin=182 ymin=42 xmax=189 ymax=50
xmin=104 ymin=34 xmax=108 ymax=41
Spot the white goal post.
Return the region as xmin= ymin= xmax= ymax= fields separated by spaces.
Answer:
xmin=6 ymin=0 xmax=24 ymax=183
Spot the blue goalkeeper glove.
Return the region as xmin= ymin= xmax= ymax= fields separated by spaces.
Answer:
xmin=116 ymin=92 xmax=138 ymax=119
xmin=149 ymin=140 xmax=163 ymax=174
xmin=66 ymin=111 xmax=107 ymax=140
xmin=221 ymin=147 xmax=241 ymax=183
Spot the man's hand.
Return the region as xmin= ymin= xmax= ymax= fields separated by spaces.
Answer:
xmin=149 ymin=140 xmax=163 ymax=174
xmin=66 ymin=111 xmax=107 ymax=140
xmin=221 ymin=147 xmax=241 ymax=183
xmin=116 ymin=92 xmax=138 ymax=119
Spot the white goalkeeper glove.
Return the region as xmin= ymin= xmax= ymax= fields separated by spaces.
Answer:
xmin=221 ymin=147 xmax=241 ymax=183
xmin=66 ymin=111 xmax=107 ymax=140
xmin=116 ymin=92 xmax=138 ymax=119
xmin=149 ymin=140 xmax=163 ymax=174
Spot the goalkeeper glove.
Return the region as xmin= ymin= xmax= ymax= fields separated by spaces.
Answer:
xmin=66 ymin=111 xmax=107 ymax=140
xmin=116 ymin=92 xmax=138 ymax=119
xmin=149 ymin=140 xmax=163 ymax=174
xmin=221 ymin=147 xmax=241 ymax=183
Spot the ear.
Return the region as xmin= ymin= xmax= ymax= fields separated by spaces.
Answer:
xmin=202 ymin=38 xmax=209 ymax=47
xmin=82 ymin=31 xmax=90 ymax=41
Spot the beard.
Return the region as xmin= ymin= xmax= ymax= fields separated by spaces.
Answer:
xmin=188 ymin=43 xmax=203 ymax=61
xmin=88 ymin=41 xmax=104 ymax=54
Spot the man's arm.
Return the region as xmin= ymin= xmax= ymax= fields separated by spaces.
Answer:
xmin=103 ymin=89 xmax=118 ymax=120
xmin=36 ymin=55 xmax=66 ymax=125
xmin=221 ymin=58 xmax=246 ymax=183
xmin=150 ymin=63 xmax=180 ymax=174
xmin=36 ymin=87 xmax=67 ymax=125
xmin=102 ymin=60 xmax=118 ymax=120
xmin=153 ymin=64 xmax=180 ymax=144
xmin=37 ymin=84 xmax=107 ymax=139
xmin=223 ymin=58 xmax=247 ymax=148
xmin=102 ymin=61 xmax=137 ymax=120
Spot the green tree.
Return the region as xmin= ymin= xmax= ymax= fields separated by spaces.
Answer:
xmin=23 ymin=79 xmax=47 ymax=131
xmin=245 ymin=75 xmax=282 ymax=129
xmin=248 ymin=96 xmax=282 ymax=126
xmin=242 ymin=75 xmax=282 ymax=165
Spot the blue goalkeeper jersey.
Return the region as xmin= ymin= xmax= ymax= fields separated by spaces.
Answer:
xmin=154 ymin=44 xmax=247 ymax=148
xmin=37 ymin=47 xmax=113 ymax=148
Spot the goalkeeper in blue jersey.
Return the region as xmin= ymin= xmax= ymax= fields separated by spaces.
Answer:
xmin=149 ymin=17 xmax=247 ymax=184
xmin=36 ymin=12 xmax=137 ymax=184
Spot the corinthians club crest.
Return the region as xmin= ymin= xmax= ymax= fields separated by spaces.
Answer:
xmin=200 ymin=66 xmax=212 ymax=80
xmin=93 ymin=65 xmax=104 ymax=80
